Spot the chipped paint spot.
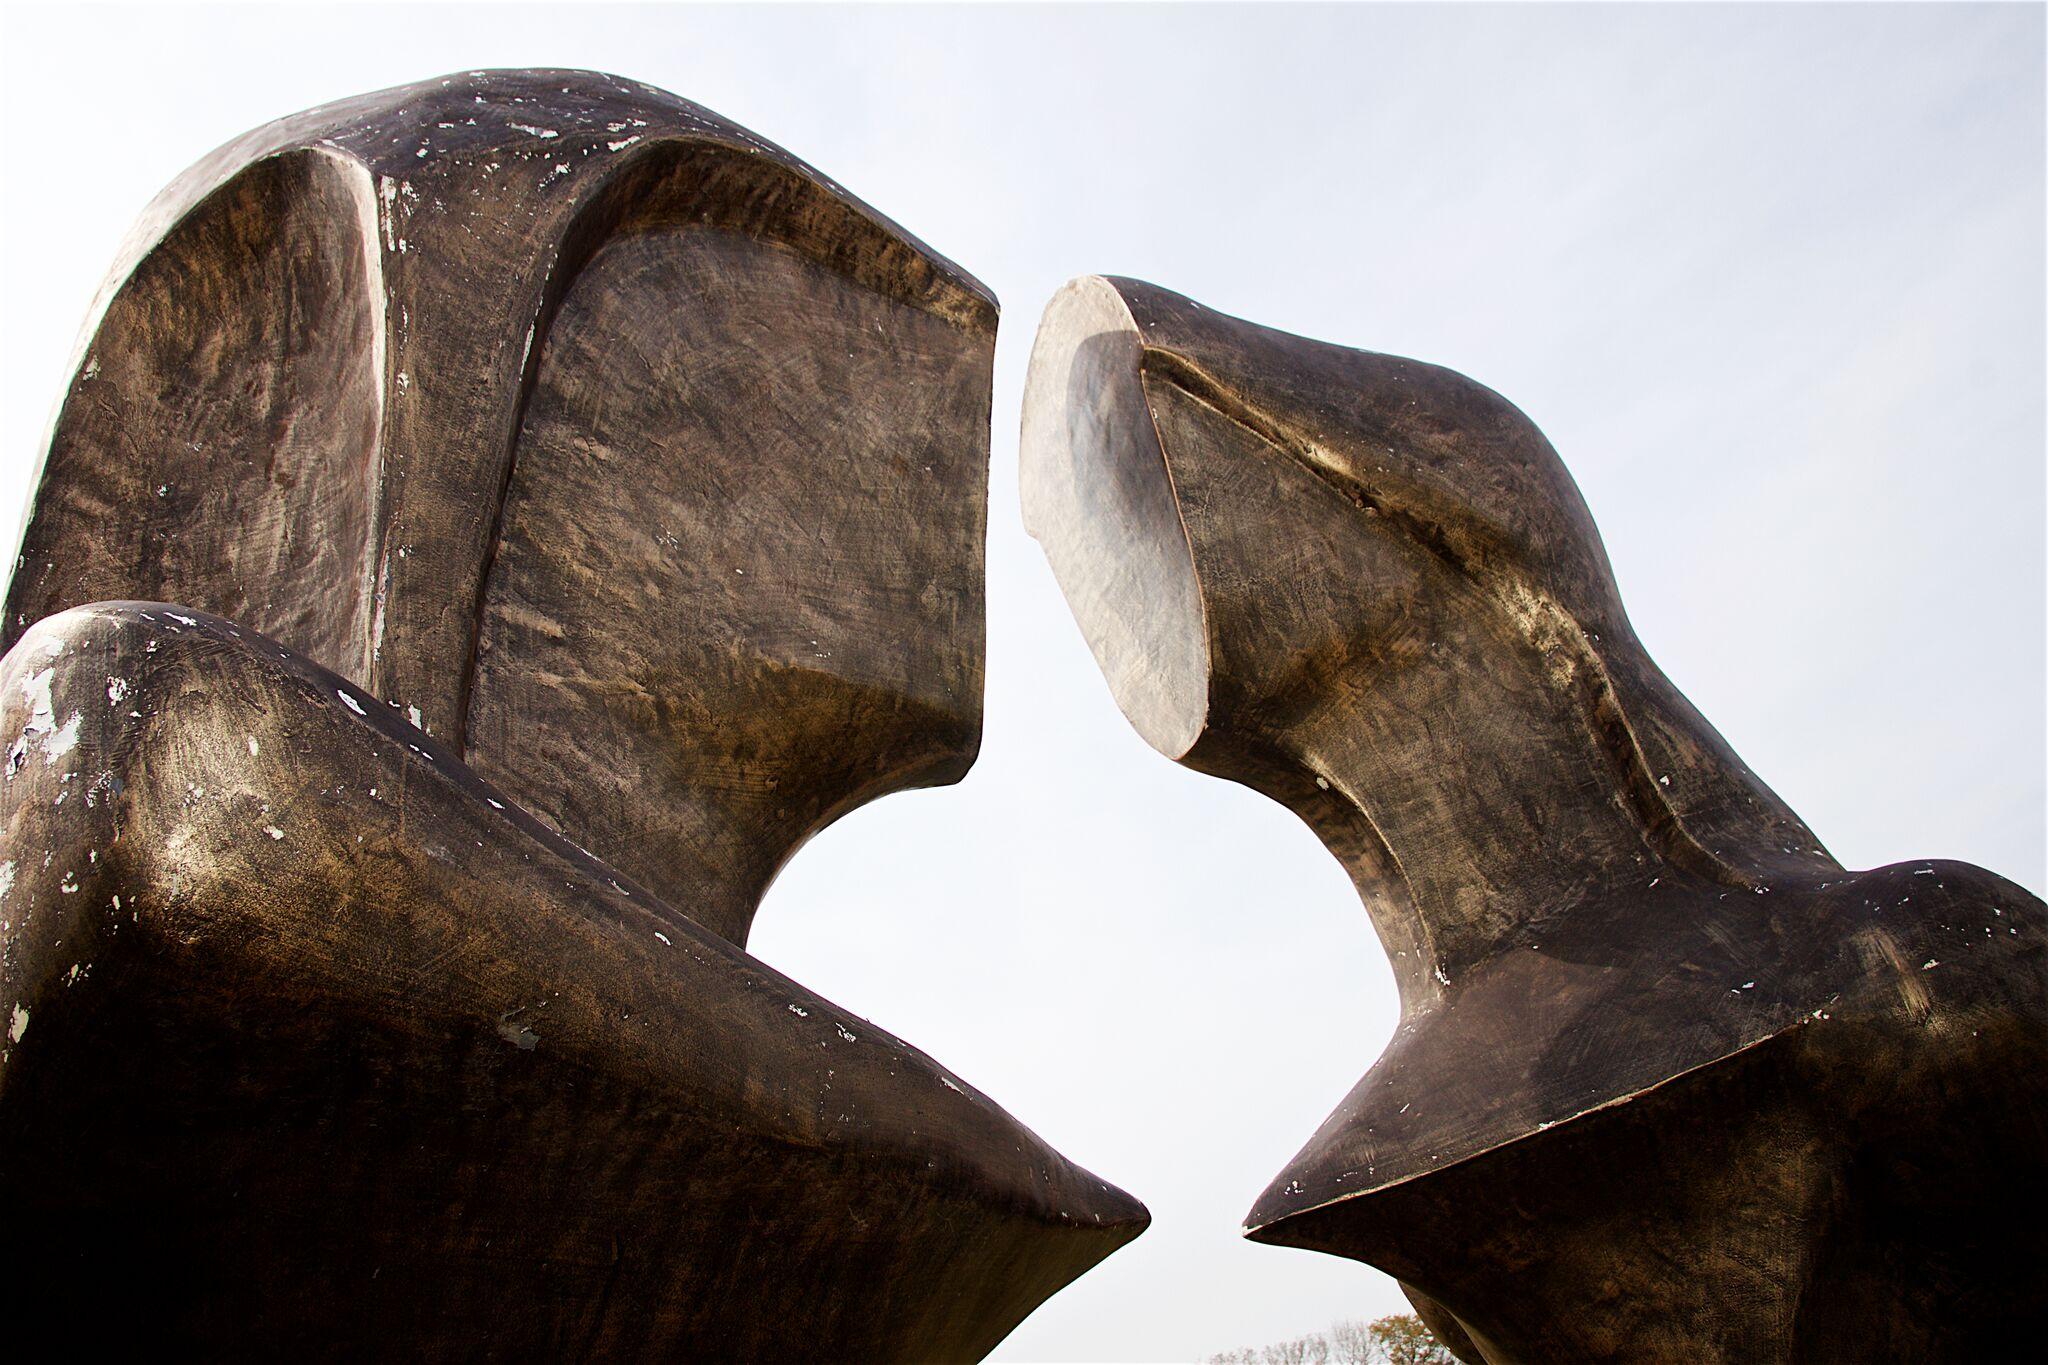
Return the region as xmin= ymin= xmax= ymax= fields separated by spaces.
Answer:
xmin=8 ymin=1004 xmax=26 ymax=1043
xmin=495 ymin=1017 xmax=540 ymax=1050
xmin=12 ymin=667 xmax=84 ymax=770
xmin=378 ymin=175 xmax=401 ymax=250
xmin=247 ymin=735 xmax=260 ymax=757
xmin=107 ymin=677 xmax=127 ymax=704
xmin=337 ymin=690 xmax=366 ymax=716
xmin=263 ymin=826 xmax=285 ymax=841
xmin=20 ymin=665 xmax=56 ymax=733
xmin=44 ymin=713 xmax=81 ymax=763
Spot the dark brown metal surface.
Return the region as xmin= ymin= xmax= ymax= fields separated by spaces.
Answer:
xmin=1022 ymin=274 xmax=2046 ymax=1362
xmin=0 ymin=74 xmax=1145 ymax=1359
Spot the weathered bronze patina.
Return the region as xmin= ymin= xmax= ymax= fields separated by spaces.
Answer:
xmin=0 ymin=74 xmax=1145 ymax=1359
xmin=1022 ymin=274 xmax=2046 ymax=1362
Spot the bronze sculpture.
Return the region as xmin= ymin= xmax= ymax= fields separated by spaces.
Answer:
xmin=0 ymin=73 xmax=1145 ymax=1358
xmin=1022 ymin=275 xmax=2047 ymax=1362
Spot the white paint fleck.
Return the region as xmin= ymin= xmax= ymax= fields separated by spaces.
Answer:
xmin=0 ymin=861 xmax=12 ymax=901
xmin=834 ymin=1024 xmax=857 ymax=1042
xmin=787 ymin=1003 xmax=810 ymax=1018
xmin=653 ymin=931 xmax=672 ymax=946
xmin=20 ymin=665 xmax=56 ymax=733
xmin=337 ymin=690 xmax=366 ymax=716
xmin=107 ymin=677 xmax=127 ymax=704
xmin=247 ymin=735 xmax=260 ymax=757
xmin=263 ymin=826 xmax=285 ymax=841
xmin=8 ymin=1004 xmax=26 ymax=1043
xmin=606 ymin=136 xmax=642 ymax=152
xmin=509 ymin=122 xmax=560 ymax=139
xmin=45 ymin=713 xmax=81 ymax=763
xmin=407 ymin=705 xmax=424 ymax=730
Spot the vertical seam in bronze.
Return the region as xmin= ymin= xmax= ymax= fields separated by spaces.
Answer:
xmin=454 ymin=249 xmax=564 ymax=761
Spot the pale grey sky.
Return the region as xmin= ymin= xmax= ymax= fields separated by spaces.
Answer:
xmin=2 ymin=4 xmax=2042 ymax=1361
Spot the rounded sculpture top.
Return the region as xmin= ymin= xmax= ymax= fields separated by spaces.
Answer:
xmin=1025 ymin=273 xmax=1630 ymax=763
xmin=7 ymin=69 xmax=999 ymax=946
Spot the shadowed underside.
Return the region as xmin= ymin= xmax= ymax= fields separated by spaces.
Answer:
xmin=0 ymin=74 xmax=1144 ymax=1359
xmin=1023 ymin=275 xmax=2048 ymax=1361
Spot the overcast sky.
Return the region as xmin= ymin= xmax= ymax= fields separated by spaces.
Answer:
xmin=2 ymin=4 xmax=2042 ymax=1361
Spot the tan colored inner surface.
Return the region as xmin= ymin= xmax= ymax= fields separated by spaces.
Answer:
xmin=1020 ymin=278 xmax=1207 ymax=759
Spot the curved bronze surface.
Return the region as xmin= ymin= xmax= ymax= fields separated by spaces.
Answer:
xmin=1023 ymin=274 xmax=2045 ymax=1362
xmin=0 ymin=74 xmax=1145 ymax=1360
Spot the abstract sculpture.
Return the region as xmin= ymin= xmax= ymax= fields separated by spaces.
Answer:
xmin=0 ymin=74 xmax=1145 ymax=1358
xmin=1022 ymin=275 xmax=2046 ymax=1361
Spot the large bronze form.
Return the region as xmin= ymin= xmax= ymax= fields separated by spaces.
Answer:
xmin=0 ymin=74 xmax=1145 ymax=1358
xmin=1022 ymin=275 xmax=2046 ymax=1362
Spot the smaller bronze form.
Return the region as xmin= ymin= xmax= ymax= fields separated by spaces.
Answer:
xmin=1022 ymin=275 xmax=2046 ymax=1362
xmin=0 ymin=75 xmax=1144 ymax=1359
